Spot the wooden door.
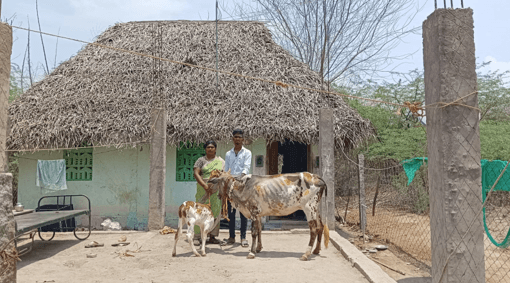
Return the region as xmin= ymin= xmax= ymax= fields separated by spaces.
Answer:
xmin=266 ymin=141 xmax=279 ymax=175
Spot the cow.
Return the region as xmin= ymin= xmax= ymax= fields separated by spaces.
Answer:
xmin=172 ymin=201 xmax=218 ymax=257
xmin=207 ymin=169 xmax=329 ymax=261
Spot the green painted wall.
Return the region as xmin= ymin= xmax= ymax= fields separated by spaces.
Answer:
xmin=17 ymin=139 xmax=267 ymax=230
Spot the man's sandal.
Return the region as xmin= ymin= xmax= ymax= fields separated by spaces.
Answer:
xmin=85 ymin=241 xmax=104 ymax=248
xmin=207 ymin=237 xmax=221 ymax=244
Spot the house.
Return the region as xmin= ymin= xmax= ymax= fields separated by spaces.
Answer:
xmin=8 ymin=21 xmax=374 ymax=230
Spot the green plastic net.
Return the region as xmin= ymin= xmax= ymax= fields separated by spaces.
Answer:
xmin=401 ymin=158 xmax=510 ymax=247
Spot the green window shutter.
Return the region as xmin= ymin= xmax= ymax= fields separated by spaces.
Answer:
xmin=64 ymin=148 xmax=93 ymax=181
xmin=176 ymin=142 xmax=205 ymax=182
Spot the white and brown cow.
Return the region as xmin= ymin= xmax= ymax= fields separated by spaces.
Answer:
xmin=208 ymin=169 xmax=329 ymax=261
xmin=172 ymin=201 xmax=217 ymax=257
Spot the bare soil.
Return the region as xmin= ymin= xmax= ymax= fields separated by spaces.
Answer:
xmin=338 ymin=224 xmax=431 ymax=283
xmin=16 ymin=230 xmax=369 ymax=283
xmin=339 ymin=201 xmax=510 ymax=283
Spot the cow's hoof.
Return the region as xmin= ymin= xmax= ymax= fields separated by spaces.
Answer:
xmin=247 ymin=252 xmax=256 ymax=259
xmin=256 ymin=248 xmax=263 ymax=253
xmin=193 ymin=253 xmax=202 ymax=257
xmin=300 ymin=255 xmax=309 ymax=261
xmin=172 ymin=252 xmax=176 ymax=257
xmin=201 ymin=253 xmax=207 ymax=257
xmin=312 ymin=250 xmax=320 ymax=255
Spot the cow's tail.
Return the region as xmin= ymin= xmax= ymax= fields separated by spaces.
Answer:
xmin=317 ymin=175 xmax=330 ymax=249
xmin=317 ymin=176 xmax=327 ymax=197
xmin=324 ymin=223 xmax=330 ymax=249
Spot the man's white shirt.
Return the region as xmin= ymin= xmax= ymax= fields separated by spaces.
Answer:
xmin=224 ymin=146 xmax=252 ymax=176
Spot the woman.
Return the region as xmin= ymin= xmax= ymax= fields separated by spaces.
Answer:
xmin=193 ymin=140 xmax=224 ymax=245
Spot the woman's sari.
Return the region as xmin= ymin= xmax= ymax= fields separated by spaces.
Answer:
xmin=194 ymin=157 xmax=224 ymax=235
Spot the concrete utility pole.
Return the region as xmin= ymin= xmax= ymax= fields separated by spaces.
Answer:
xmin=0 ymin=16 xmax=16 ymax=282
xmin=0 ymin=174 xmax=14 ymax=282
xmin=423 ymin=8 xmax=485 ymax=283
xmin=147 ymin=23 xmax=167 ymax=231
xmin=148 ymin=107 xmax=167 ymax=231
xmin=319 ymin=108 xmax=335 ymax=229
xmin=0 ymin=1 xmax=8 ymax=173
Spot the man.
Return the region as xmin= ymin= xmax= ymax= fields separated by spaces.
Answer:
xmin=221 ymin=129 xmax=252 ymax=247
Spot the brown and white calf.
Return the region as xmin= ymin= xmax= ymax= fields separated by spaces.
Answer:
xmin=172 ymin=201 xmax=216 ymax=257
xmin=208 ymin=169 xmax=329 ymax=261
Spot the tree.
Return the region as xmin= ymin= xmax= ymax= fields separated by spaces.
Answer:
xmin=479 ymin=121 xmax=510 ymax=161
xmin=345 ymin=97 xmax=427 ymax=161
xmin=477 ymin=66 xmax=510 ymax=122
xmin=336 ymin=68 xmax=425 ymax=128
xmin=221 ymin=0 xmax=420 ymax=82
xmin=346 ymin=63 xmax=510 ymax=123
xmin=338 ymin=65 xmax=510 ymax=161
xmin=9 ymin=64 xmax=26 ymax=102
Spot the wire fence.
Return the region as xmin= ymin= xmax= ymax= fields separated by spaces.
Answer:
xmin=335 ymin=150 xmax=510 ymax=282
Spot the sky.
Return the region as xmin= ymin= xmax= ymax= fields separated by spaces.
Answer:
xmin=2 ymin=0 xmax=510 ymax=83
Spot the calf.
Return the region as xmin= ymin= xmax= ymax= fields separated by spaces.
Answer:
xmin=172 ymin=201 xmax=216 ymax=257
xmin=208 ymin=169 xmax=329 ymax=261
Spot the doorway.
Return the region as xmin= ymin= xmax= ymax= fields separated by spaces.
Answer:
xmin=267 ymin=139 xmax=309 ymax=221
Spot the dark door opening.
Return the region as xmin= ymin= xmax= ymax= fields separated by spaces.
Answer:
xmin=279 ymin=140 xmax=308 ymax=175
xmin=270 ymin=139 xmax=308 ymax=221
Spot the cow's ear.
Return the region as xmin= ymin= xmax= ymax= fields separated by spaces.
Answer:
xmin=227 ymin=169 xmax=231 ymax=175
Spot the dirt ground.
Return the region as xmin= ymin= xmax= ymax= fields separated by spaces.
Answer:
xmin=337 ymin=226 xmax=431 ymax=283
xmin=340 ymin=203 xmax=510 ymax=283
xmin=16 ymin=230 xmax=370 ymax=283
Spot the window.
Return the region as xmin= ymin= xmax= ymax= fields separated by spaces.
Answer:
xmin=64 ymin=148 xmax=93 ymax=181
xmin=176 ymin=142 xmax=204 ymax=182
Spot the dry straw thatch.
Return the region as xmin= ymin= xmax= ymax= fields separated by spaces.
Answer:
xmin=8 ymin=21 xmax=374 ymax=151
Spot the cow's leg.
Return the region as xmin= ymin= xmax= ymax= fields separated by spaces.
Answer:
xmin=313 ymin=217 xmax=324 ymax=255
xmin=311 ymin=193 xmax=324 ymax=255
xmin=172 ymin=217 xmax=183 ymax=257
xmin=247 ymin=217 xmax=259 ymax=259
xmin=255 ymin=216 xmax=263 ymax=253
xmin=186 ymin=219 xmax=201 ymax=257
xmin=301 ymin=202 xmax=318 ymax=261
xmin=200 ymin=218 xmax=214 ymax=256
xmin=200 ymin=222 xmax=208 ymax=256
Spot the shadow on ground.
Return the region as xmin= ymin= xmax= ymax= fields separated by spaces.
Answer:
xmin=398 ymin=277 xmax=432 ymax=283
xmin=17 ymin=238 xmax=83 ymax=269
xmin=226 ymin=250 xmax=315 ymax=259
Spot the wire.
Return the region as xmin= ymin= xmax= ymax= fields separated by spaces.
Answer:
xmin=339 ymin=146 xmax=417 ymax=171
xmin=438 ymin=159 xmax=510 ymax=282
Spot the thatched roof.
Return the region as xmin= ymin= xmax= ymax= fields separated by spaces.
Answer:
xmin=8 ymin=21 xmax=374 ymax=151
